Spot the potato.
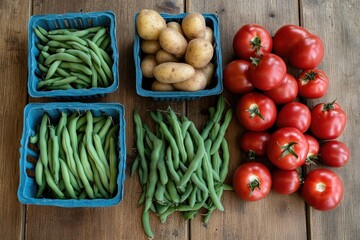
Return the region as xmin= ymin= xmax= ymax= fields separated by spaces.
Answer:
xmin=167 ymin=21 xmax=184 ymax=35
xmin=204 ymin=27 xmax=214 ymax=43
xmin=181 ymin=12 xmax=206 ymax=39
xmin=159 ymin=28 xmax=188 ymax=56
xmin=140 ymin=55 xmax=157 ymax=78
xmin=141 ymin=40 xmax=162 ymax=54
xmin=185 ymin=38 xmax=214 ymax=68
xmin=156 ymin=49 xmax=179 ymax=64
xmin=136 ymin=9 xmax=166 ymax=40
xmin=198 ymin=62 xmax=215 ymax=87
xmin=153 ymin=62 xmax=195 ymax=83
xmin=172 ymin=69 xmax=207 ymax=91
xmin=151 ymin=80 xmax=175 ymax=91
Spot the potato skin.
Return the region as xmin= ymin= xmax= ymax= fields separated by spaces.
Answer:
xmin=159 ymin=28 xmax=188 ymax=56
xmin=167 ymin=21 xmax=184 ymax=35
xmin=156 ymin=49 xmax=179 ymax=64
xmin=185 ymin=38 xmax=214 ymax=68
xmin=198 ymin=62 xmax=215 ymax=87
xmin=153 ymin=62 xmax=195 ymax=83
xmin=181 ymin=13 xmax=206 ymax=39
xmin=151 ymin=80 xmax=175 ymax=91
xmin=140 ymin=55 xmax=157 ymax=78
xmin=141 ymin=40 xmax=162 ymax=54
xmin=172 ymin=69 xmax=207 ymax=91
xmin=136 ymin=9 xmax=166 ymax=40
xmin=204 ymin=27 xmax=214 ymax=43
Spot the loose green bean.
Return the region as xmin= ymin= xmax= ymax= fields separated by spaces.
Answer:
xmin=142 ymin=211 xmax=154 ymax=239
xmin=133 ymin=111 xmax=148 ymax=185
xmin=210 ymin=108 xmax=233 ymax=155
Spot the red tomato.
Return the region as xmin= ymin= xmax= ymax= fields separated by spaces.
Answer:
xmin=276 ymin=102 xmax=311 ymax=133
xmin=267 ymin=127 xmax=309 ymax=170
xmin=271 ymin=168 xmax=301 ymax=195
xmin=301 ymin=168 xmax=344 ymax=211
xmin=233 ymin=162 xmax=272 ymax=201
xmin=236 ymin=92 xmax=277 ymax=131
xmin=263 ymin=73 xmax=298 ymax=104
xmin=223 ymin=59 xmax=254 ymax=94
xmin=310 ymin=100 xmax=347 ymax=139
xmin=289 ymin=34 xmax=324 ymax=69
xmin=297 ymin=69 xmax=329 ymax=99
xmin=249 ymin=53 xmax=287 ymax=90
xmin=239 ymin=131 xmax=271 ymax=160
xmin=319 ymin=140 xmax=350 ymax=167
xmin=273 ymin=24 xmax=311 ymax=58
xmin=304 ymin=134 xmax=320 ymax=165
xmin=233 ymin=24 xmax=273 ymax=60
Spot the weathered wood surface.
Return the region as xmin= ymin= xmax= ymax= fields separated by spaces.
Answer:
xmin=0 ymin=0 xmax=359 ymax=239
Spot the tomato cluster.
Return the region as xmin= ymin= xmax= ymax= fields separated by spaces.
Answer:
xmin=228 ymin=24 xmax=349 ymax=211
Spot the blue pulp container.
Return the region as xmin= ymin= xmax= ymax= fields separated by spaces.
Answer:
xmin=18 ymin=102 xmax=126 ymax=207
xmin=28 ymin=11 xmax=119 ymax=99
xmin=134 ymin=13 xmax=223 ymax=101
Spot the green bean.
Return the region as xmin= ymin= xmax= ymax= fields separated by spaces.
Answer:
xmin=49 ymin=126 xmax=60 ymax=184
xmin=138 ymin=190 xmax=146 ymax=205
xmin=37 ymin=63 xmax=49 ymax=73
xmin=29 ymin=133 xmax=39 ymax=144
xmin=156 ymin=202 xmax=171 ymax=215
xmin=47 ymin=135 xmax=53 ymax=173
xmin=159 ymin=207 xmax=176 ymax=223
xmin=45 ymin=60 xmax=62 ymax=80
xmin=61 ymin=127 xmax=77 ymax=177
xmin=184 ymin=132 xmax=195 ymax=162
xmin=87 ymin=39 xmax=113 ymax=81
xmin=70 ymin=72 xmax=92 ymax=84
xmin=93 ymin=133 xmax=110 ymax=178
xmin=180 ymin=183 xmax=194 ymax=203
xmin=181 ymin=117 xmax=191 ymax=138
xmin=99 ymin=36 xmax=111 ymax=50
xmin=59 ymin=62 xmax=92 ymax=76
xmin=219 ymin=139 xmax=230 ymax=182
xmin=133 ymin=111 xmax=148 ymax=185
xmin=165 ymin=146 xmax=180 ymax=183
xmin=154 ymin=181 xmax=167 ymax=205
xmin=210 ymin=109 xmax=233 ymax=155
xmin=67 ymin=41 xmax=89 ymax=53
xmin=59 ymin=158 xmax=77 ymax=199
xmin=41 ymin=50 xmax=50 ymax=59
xmin=130 ymin=155 xmax=139 ymax=177
xmin=212 ymin=151 xmax=221 ymax=177
xmin=92 ymin=27 xmax=107 ymax=43
xmin=48 ymin=34 xmax=87 ymax=46
xmin=88 ymin=48 xmax=101 ymax=67
xmin=201 ymin=96 xmax=225 ymax=139
xmin=35 ymin=156 xmax=44 ymax=186
xmin=99 ymin=48 xmax=112 ymax=66
xmin=36 ymin=174 xmax=46 ymax=198
xmin=34 ymin=27 xmax=49 ymax=43
xmin=104 ymin=124 xmax=119 ymax=156
xmin=37 ymin=26 xmax=48 ymax=36
xmin=49 ymin=76 xmax=78 ymax=87
xmin=89 ymin=64 xmax=98 ymax=87
xmin=188 ymin=186 xmax=198 ymax=208
xmin=142 ymin=211 xmax=154 ymax=239
xmin=91 ymin=160 xmax=110 ymax=198
xmin=209 ymin=122 xmax=220 ymax=141
xmin=37 ymin=76 xmax=63 ymax=89
xmin=166 ymin=179 xmax=180 ymax=205
xmin=55 ymin=67 xmax=71 ymax=77
xmin=39 ymin=113 xmax=49 ymax=169
xmin=167 ymin=108 xmax=187 ymax=163
xmin=44 ymin=52 xmax=83 ymax=65
xmin=79 ymin=142 xmax=94 ymax=182
xmin=157 ymin=136 xmax=168 ymax=186
xmin=46 ymin=40 xmax=72 ymax=49
xmin=47 ymin=84 xmax=74 ymax=90
xmin=65 ymin=49 xmax=92 ymax=66
xmin=44 ymin=168 xmax=64 ymax=199
xmin=98 ymin=116 xmax=113 ymax=141
xmin=48 ymin=28 xmax=77 ymax=35
xmin=93 ymin=118 xmax=107 ymax=134
xmin=109 ymin=137 xmax=118 ymax=195
xmin=93 ymin=62 xmax=107 ymax=87
xmin=76 ymin=155 xmax=96 ymax=199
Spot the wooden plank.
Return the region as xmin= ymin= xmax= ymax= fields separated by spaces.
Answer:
xmin=301 ymin=0 xmax=360 ymax=239
xmin=186 ymin=1 xmax=308 ymax=239
xmin=0 ymin=0 xmax=30 ymax=239
xmin=26 ymin=1 xmax=188 ymax=240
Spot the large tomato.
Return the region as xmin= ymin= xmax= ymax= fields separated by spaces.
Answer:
xmin=276 ymin=102 xmax=311 ymax=133
xmin=223 ymin=59 xmax=254 ymax=94
xmin=263 ymin=73 xmax=298 ymax=105
xmin=271 ymin=168 xmax=301 ymax=195
xmin=267 ymin=127 xmax=309 ymax=170
xmin=236 ymin=92 xmax=277 ymax=131
xmin=233 ymin=24 xmax=272 ymax=60
xmin=319 ymin=140 xmax=350 ymax=167
xmin=273 ymin=24 xmax=310 ymax=58
xmin=233 ymin=162 xmax=272 ymax=201
xmin=248 ymin=53 xmax=286 ymax=90
xmin=301 ymin=168 xmax=344 ymax=211
xmin=297 ymin=69 xmax=329 ymax=99
xmin=239 ymin=131 xmax=270 ymax=160
xmin=304 ymin=134 xmax=320 ymax=165
xmin=310 ymin=100 xmax=347 ymax=139
xmin=289 ymin=34 xmax=324 ymax=69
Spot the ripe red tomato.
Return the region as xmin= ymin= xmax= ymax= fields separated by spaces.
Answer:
xmin=233 ymin=24 xmax=272 ymax=60
xmin=248 ymin=53 xmax=287 ymax=90
xmin=236 ymin=92 xmax=277 ymax=131
xmin=271 ymin=168 xmax=301 ymax=195
xmin=276 ymin=102 xmax=311 ymax=133
xmin=239 ymin=131 xmax=270 ymax=160
xmin=289 ymin=34 xmax=324 ymax=69
xmin=301 ymin=168 xmax=344 ymax=211
xmin=310 ymin=101 xmax=347 ymax=139
xmin=263 ymin=73 xmax=298 ymax=105
xmin=223 ymin=59 xmax=254 ymax=94
xmin=297 ymin=69 xmax=329 ymax=99
xmin=319 ymin=140 xmax=350 ymax=167
xmin=273 ymin=24 xmax=311 ymax=58
xmin=304 ymin=134 xmax=320 ymax=165
xmin=233 ymin=162 xmax=272 ymax=201
xmin=267 ymin=127 xmax=309 ymax=170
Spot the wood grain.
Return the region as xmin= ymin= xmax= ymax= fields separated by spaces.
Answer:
xmin=301 ymin=0 xmax=360 ymax=239
xmin=0 ymin=0 xmax=29 ymax=239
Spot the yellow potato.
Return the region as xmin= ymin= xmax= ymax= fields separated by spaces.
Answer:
xmin=140 ymin=55 xmax=157 ymax=78
xmin=151 ymin=80 xmax=175 ymax=91
xmin=153 ymin=62 xmax=195 ymax=83
xmin=185 ymin=38 xmax=214 ymax=68
xmin=156 ymin=49 xmax=179 ymax=64
xmin=204 ymin=27 xmax=214 ymax=43
xmin=136 ymin=9 xmax=166 ymax=40
xmin=198 ymin=62 xmax=215 ymax=87
xmin=167 ymin=21 xmax=184 ymax=35
xmin=172 ymin=69 xmax=207 ymax=91
xmin=181 ymin=12 xmax=206 ymax=39
xmin=159 ymin=28 xmax=188 ymax=56
xmin=141 ymin=40 xmax=162 ymax=54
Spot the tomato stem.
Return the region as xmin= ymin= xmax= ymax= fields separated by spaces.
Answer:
xmin=305 ymin=154 xmax=318 ymax=165
xmin=248 ymin=176 xmax=261 ymax=196
xmin=250 ymin=57 xmax=261 ymax=66
xmin=279 ymin=142 xmax=298 ymax=159
xmin=247 ymin=150 xmax=257 ymax=160
xmin=304 ymin=71 xmax=316 ymax=80
xmin=246 ymin=104 xmax=265 ymax=120
xmin=250 ymin=36 xmax=262 ymax=56
xmin=322 ymin=99 xmax=337 ymax=111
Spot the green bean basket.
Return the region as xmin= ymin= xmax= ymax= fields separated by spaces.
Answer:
xmin=18 ymin=102 xmax=126 ymax=207
xmin=28 ymin=11 xmax=119 ymax=99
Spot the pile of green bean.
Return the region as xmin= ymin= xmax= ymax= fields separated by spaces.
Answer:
xmin=132 ymin=95 xmax=233 ymax=238
xmin=34 ymin=25 xmax=113 ymax=90
xmin=30 ymin=110 xmax=119 ymax=199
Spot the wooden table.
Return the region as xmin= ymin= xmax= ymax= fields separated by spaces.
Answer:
xmin=1 ymin=0 xmax=359 ymax=239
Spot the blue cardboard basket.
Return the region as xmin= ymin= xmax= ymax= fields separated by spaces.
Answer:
xmin=18 ymin=102 xmax=126 ymax=207
xmin=28 ymin=11 xmax=119 ymax=99
xmin=134 ymin=13 xmax=223 ymax=101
